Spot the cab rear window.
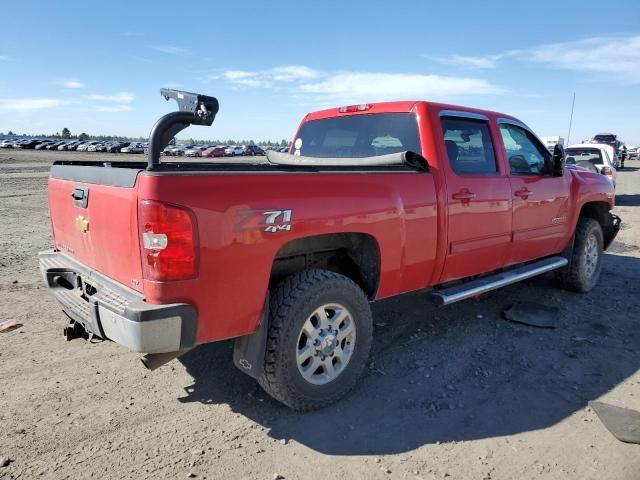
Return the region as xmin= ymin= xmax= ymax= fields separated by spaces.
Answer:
xmin=295 ymin=113 xmax=421 ymax=158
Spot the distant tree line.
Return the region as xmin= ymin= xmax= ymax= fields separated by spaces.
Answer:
xmin=0 ymin=128 xmax=291 ymax=147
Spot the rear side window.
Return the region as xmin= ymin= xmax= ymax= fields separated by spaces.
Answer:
xmin=295 ymin=113 xmax=421 ymax=158
xmin=440 ymin=117 xmax=498 ymax=174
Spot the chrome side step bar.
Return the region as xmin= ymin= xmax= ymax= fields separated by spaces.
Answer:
xmin=432 ymin=256 xmax=568 ymax=306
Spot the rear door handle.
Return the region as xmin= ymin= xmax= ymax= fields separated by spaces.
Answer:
xmin=452 ymin=190 xmax=476 ymax=201
xmin=514 ymin=188 xmax=531 ymax=199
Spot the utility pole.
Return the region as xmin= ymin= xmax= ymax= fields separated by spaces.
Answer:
xmin=567 ymin=92 xmax=576 ymax=145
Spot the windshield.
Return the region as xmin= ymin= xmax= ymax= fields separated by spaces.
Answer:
xmin=294 ymin=113 xmax=421 ymax=158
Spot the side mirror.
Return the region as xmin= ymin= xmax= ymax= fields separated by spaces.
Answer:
xmin=552 ymin=143 xmax=565 ymax=176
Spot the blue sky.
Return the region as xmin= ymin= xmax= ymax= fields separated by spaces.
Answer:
xmin=1 ymin=0 xmax=639 ymax=145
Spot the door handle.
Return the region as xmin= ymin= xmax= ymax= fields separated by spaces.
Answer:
xmin=514 ymin=188 xmax=531 ymax=199
xmin=452 ymin=190 xmax=476 ymax=201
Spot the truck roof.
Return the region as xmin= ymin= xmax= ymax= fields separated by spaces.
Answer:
xmin=303 ymin=100 xmax=518 ymax=123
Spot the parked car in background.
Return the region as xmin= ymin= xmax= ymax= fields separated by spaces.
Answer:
xmin=122 ymin=143 xmax=145 ymax=154
xmin=224 ymin=145 xmax=236 ymax=156
xmin=162 ymin=144 xmax=184 ymax=156
xmin=46 ymin=141 xmax=66 ymax=150
xmin=592 ymin=133 xmax=619 ymax=150
xmin=232 ymin=145 xmax=246 ymax=156
xmin=87 ymin=143 xmax=103 ymax=152
xmin=106 ymin=142 xmax=130 ymax=153
xmin=35 ymin=141 xmax=55 ymax=150
xmin=77 ymin=141 xmax=99 ymax=152
xmin=58 ymin=141 xmax=80 ymax=151
xmin=185 ymin=145 xmax=208 ymax=157
xmin=68 ymin=142 xmax=86 ymax=151
xmin=627 ymin=146 xmax=638 ymax=160
xmin=245 ymin=145 xmax=265 ymax=156
xmin=202 ymin=146 xmax=226 ymax=157
xmin=565 ymin=143 xmax=617 ymax=187
xmin=0 ymin=139 xmax=15 ymax=148
xmin=19 ymin=139 xmax=43 ymax=149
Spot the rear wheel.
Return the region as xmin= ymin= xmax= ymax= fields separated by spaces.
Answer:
xmin=556 ymin=217 xmax=603 ymax=292
xmin=258 ymin=269 xmax=373 ymax=411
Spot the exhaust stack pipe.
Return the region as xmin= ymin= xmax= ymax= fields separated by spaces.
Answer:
xmin=141 ymin=349 xmax=191 ymax=371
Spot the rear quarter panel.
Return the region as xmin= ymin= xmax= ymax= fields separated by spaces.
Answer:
xmin=137 ymin=171 xmax=437 ymax=343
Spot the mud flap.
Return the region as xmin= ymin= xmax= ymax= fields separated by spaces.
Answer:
xmin=604 ymin=214 xmax=621 ymax=250
xmin=233 ymin=297 xmax=269 ymax=380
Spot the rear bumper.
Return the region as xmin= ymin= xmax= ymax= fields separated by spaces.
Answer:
xmin=38 ymin=250 xmax=197 ymax=353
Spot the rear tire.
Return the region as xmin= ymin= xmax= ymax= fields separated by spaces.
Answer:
xmin=556 ymin=217 xmax=604 ymax=292
xmin=258 ymin=269 xmax=373 ymax=411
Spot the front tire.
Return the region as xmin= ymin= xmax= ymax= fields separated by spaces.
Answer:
xmin=258 ymin=269 xmax=373 ymax=411
xmin=557 ymin=218 xmax=604 ymax=292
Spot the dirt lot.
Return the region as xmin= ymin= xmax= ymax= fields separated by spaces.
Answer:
xmin=1 ymin=149 xmax=639 ymax=480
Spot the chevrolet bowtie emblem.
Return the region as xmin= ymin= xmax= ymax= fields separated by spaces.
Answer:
xmin=75 ymin=215 xmax=89 ymax=233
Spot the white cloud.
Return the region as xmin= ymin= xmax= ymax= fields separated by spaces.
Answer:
xmin=527 ymin=35 xmax=640 ymax=75
xmin=270 ymin=65 xmax=320 ymax=81
xmin=0 ymin=98 xmax=66 ymax=112
xmin=438 ymin=35 xmax=640 ymax=79
xmin=214 ymin=66 xmax=500 ymax=102
xmin=220 ymin=70 xmax=271 ymax=88
xmin=435 ymin=54 xmax=504 ymax=69
xmin=299 ymin=72 xmax=503 ymax=103
xmin=90 ymin=104 xmax=132 ymax=113
xmin=61 ymin=80 xmax=86 ymax=89
xmin=85 ymin=92 xmax=135 ymax=103
xmin=214 ymin=65 xmax=322 ymax=88
xmin=150 ymin=45 xmax=188 ymax=56
xmin=0 ymin=55 xmax=7 ymax=61
xmin=83 ymin=92 xmax=135 ymax=112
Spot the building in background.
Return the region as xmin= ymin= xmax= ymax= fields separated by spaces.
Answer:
xmin=539 ymin=136 xmax=565 ymax=152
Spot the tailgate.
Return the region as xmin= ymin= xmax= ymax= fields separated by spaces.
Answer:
xmin=48 ymin=165 xmax=144 ymax=293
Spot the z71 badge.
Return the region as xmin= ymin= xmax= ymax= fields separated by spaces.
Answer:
xmin=236 ymin=209 xmax=293 ymax=233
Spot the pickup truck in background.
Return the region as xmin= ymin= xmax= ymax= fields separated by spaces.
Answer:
xmin=39 ymin=90 xmax=620 ymax=410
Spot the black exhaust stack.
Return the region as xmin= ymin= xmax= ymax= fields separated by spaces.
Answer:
xmin=146 ymin=89 xmax=219 ymax=171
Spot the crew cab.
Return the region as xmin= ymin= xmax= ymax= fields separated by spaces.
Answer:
xmin=39 ymin=89 xmax=620 ymax=410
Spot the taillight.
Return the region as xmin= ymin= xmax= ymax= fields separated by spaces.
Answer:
xmin=138 ymin=200 xmax=198 ymax=281
xmin=338 ymin=104 xmax=372 ymax=113
xmin=601 ymin=166 xmax=613 ymax=176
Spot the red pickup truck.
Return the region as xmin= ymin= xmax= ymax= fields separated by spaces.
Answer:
xmin=40 ymin=89 xmax=620 ymax=410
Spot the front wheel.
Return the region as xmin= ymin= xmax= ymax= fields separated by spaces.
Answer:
xmin=258 ymin=269 xmax=373 ymax=411
xmin=556 ymin=218 xmax=604 ymax=292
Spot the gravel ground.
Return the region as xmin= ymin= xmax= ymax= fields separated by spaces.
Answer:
xmin=0 ymin=149 xmax=639 ymax=480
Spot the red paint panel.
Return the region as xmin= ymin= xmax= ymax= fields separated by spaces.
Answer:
xmin=450 ymin=233 xmax=512 ymax=254
xmin=137 ymin=171 xmax=438 ymax=344
xmin=512 ymin=223 xmax=567 ymax=242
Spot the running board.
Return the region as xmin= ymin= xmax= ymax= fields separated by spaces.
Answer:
xmin=432 ymin=256 xmax=568 ymax=306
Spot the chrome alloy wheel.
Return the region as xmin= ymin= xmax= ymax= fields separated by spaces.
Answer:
xmin=296 ymin=303 xmax=356 ymax=385
xmin=583 ymin=233 xmax=599 ymax=278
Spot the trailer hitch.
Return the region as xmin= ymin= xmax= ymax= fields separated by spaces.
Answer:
xmin=146 ymin=88 xmax=219 ymax=171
